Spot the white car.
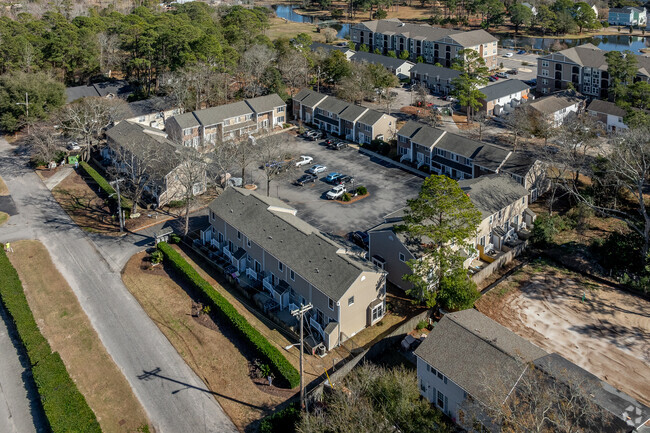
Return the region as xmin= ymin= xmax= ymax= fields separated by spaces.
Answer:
xmin=326 ymin=184 xmax=346 ymax=200
xmin=295 ymin=155 xmax=313 ymax=167
xmin=307 ymin=164 xmax=327 ymax=175
xmin=67 ymin=141 xmax=80 ymax=151
xmin=503 ymin=52 xmax=513 ymax=58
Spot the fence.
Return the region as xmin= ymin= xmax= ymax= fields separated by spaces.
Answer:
xmin=306 ymin=308 xmax=432 ymax=405
xmin=472 ymin=242 xmax=528 ymax=287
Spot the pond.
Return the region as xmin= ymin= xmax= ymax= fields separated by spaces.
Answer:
xmin=499 ymin=34 xmax=650 ymax=54
xmin=272 ymin=5 xmax=351 ymax=39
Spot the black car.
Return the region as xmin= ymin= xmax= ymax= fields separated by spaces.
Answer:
xmin=328 ymin=141 xmax=347 ymax=150
xmin=333 ymin=174 xmax=354 ymax=185
xmin=349 ymin=231 xmax=369 ymax=249
xmin=295 ymin=173 xmax=318 ymax=186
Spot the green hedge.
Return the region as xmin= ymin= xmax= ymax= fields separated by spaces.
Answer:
xmin=157 ymin=242 xmax=301 ymax=388
xmin=79 ymin=161 xmax=131 ymax=210
xmin=0 ymin=250 xmax=101 ymax=433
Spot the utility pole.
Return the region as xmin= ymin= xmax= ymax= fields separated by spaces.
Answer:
xmin=317 ymin=66 xmax=321 ymax=93
xmin=15 ymin=92 xmax=29 ymax=134
xmin=291 ymin=303 xmax=313 ymax=410
xmin=110 ymin=179 xmax=125 ymax=232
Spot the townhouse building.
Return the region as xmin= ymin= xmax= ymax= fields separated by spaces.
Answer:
xmin=349 ymin=51 xmax=415 ymax=79
xmin=519 ymin=92 xmax=584 ymax=127
xmin=351 ymin=19 xmax=498 ymax=69
xmin=536 ymin=43 xmax=650 ymax=97
xmin=409 ymin=63 xmax=461 ymax=95
xmin=201 ymin=187 xmax=387 ymax=351
xmin=608 ymin=6 xmax=647 ymax=26
xmin=397 ymin=120 xmax=548 ymax=201
xmin=477 ymin=80 xmax=531 ymax=116
xmin=587 ymin=99 xmax=630 ymax=132
xmin=113 ymin=96 xmax=182 ymax=130
xmin=368 ymin=174 xmax=533 ymax=291
xmin=104 ymin=121 xmax=207 ymax=207
xmin=165 ymin=94 xmax=286 ymax=149
xmin=415 ymin=309 xmax=650 ymax=432
xmin=292 ymin=89 xmax=397 ymax=144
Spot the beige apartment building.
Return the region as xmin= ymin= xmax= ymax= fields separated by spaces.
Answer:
xmin=201 ymin=187 xmax=387 ymax=351
xmin=351 ymin=19 xmax=498 ymax=69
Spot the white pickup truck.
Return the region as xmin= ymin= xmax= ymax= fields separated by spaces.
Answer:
xmin=326 ymin=184 xmax=346 ymax=200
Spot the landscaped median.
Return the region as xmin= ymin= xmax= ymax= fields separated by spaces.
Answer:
xmin=157 ymin=242 xmax=301 ymax=388
xmin=0 ymin=249 xmax=101 ymax=433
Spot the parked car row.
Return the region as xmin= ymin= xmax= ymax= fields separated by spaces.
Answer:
xmin=302 ymin=129 xmax=324 ymax=141
xmin=324 ymin=139 xmax=348 ymax=150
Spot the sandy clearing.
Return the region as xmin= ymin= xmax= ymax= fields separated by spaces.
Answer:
xmin=477 ymin=264 xmax=650 ymax=407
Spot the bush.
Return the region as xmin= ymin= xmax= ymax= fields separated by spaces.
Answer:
xmin=592 ymin=231 xmax=643 ymax=273
xmin=531 ymin=214 xmax=571 ymax=247
xmin=260 ymin=404 xmax=300 ymax=433
xmin=0 ymin=250 xmax=100 ymax=432
xmin=416 ymin=320 xmax=428 ymax=330
xmin=79 ymin=161 xmax=131 ymax=210
xmin=168 ymin=200 xmax=186 ymax=208
xmin=341 ymin=192 xmax=351 ymax=202
xmin=356 ymin=185 xmax=368 ymax=195
xmin=150 ymin=250 xmax=163 ymax=264
xmin=157 ymin=242 xmax=300 ymax=388
xmin=169 ymin=233 xmax=181 ymax=244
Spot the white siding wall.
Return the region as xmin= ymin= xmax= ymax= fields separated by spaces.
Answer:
xmin=607 ymin=113 xmax=629 ymax=131
xmin=416 ymin=356 xmax=467 ymax=423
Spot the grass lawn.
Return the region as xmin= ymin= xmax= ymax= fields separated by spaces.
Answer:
xmin=8 ymin=240 xmax=150 ymax=433
xmin=267 ymin=17 xmax=326 ymax=42
xmin=0 ymin=211 xmax=8 ymax=227
xmin=0 ymin=175 xmax=8 ymax=195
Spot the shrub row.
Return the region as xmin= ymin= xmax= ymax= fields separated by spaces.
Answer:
xmin=157 ymin=242 xmax=301 ymax=388
xmin=0 ymin=250 xmax=101 ymax=432
xmin=79 ymin=161 xmax=131 ymax=210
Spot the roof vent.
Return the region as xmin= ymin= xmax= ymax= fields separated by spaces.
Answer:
xmin=315 ymin=268 xmax=320 ymax=273
xmin=268 ymin=236 xmax=273 ymax=239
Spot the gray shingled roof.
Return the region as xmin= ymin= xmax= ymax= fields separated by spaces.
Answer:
xmin=194 ymin=100 xmax=253 ymax=126
xmin=527 ymin=94 xmax=582 ymax=115
xmin=587 ymin=99 xmax=627 ymax=117
xmin=359 ymin=109 xmax=384 ymax=126
xmin=66 ymin=80 xmax=133 ymax=103
xmin=208 ymin=188 xmax=376 ymax=301
xmin=105 ymin=121 xmax=180 ymax=182
xmin=499 ymin=150 xmax=539 ymax=177
xmin=480 ymin=80 xmax=530 ymax=102
xmin=339 ymin=104 xmax=368 ymax=122
xmin=410 ymin=63 xmax=461 ymax=81
xmin=172 ymin=112 xmax=200 ymax=129
xmin=458 ymin=174 xmax=529 ymax=218
xmin=448 ymin=29 xmax=497 ymax=46
xmin=317 ymin=96 xmax=352 ymax=115
xmin=310 ymin=42 xmax=352 ymax=54
xmin=473 ymin=144 xmax=511 ymax=171
xmin=350 ymin=51 xmax=413 ymax=70
xmin=293 ymin=89 xmax=329 ymax=107
xmin=414 ymin=309 xmax=548 ymax=404
xmin=113 ymin=96 xmax=179 ymax=122
xmin=245 ymin=94 xmax=285 ymax=113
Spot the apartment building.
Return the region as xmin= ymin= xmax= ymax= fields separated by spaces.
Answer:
xmin=415 ymin=309 xmax=650 ymax=432
xmin=536 ymin=43 xmax=650 ymax=97
xmin=477 ymin=80 xmax=531 ymax=116
xmin=113 ymin=96 xmax=182 ymax=130
xmin=409 ymin=63 xmax=461 ymax=95
xmin=201 ymin=187 xmax=386 ymax=351
xmin=165 ymin=94 xmax=286 ymax=148
xmin=587 ymin=99 xmax=630 ymax=132
xmin=368 ymin=174 xmax=532 ymax=291
xmin=519 ymin=92 xmax=584 ymax=127
xmin=351 ymin=19 xmax=498 ymax=69
xmin=349 ymin=51 xmax=415 ymax=79
xmin=608 ymin=6 xmax=647 ymax=26
xmin=292 ymin=89 xmax=397 ymax=144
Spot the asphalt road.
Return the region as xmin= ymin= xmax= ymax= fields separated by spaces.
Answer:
xmin=0 ymin=137 xmax=237 ymax=433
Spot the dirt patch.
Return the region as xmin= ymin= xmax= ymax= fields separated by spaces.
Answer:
xmin=0 ymin=211 xmax=8 ymax=226
xmin=52 ymin=170 xmax=119 ymax=234
xmin=8 ymin=240 xmax=150 ymax=433
xmin=476 ymin=261 xmax=650 ymax=406
xmin=35 ymin=168 xmax=61 ymax=180
xmin=0 ymin=175 xmax=8 ymax=195
xmin=452 ymin=114 xmax=479 ymax=130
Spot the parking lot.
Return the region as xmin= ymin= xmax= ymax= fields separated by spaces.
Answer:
xmin=249 ymin=132 xmax=423 ymax=236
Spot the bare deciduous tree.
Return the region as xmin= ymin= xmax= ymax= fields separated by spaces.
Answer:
xmin=58 ymin=97 xmax=126 ymax=161
xmin=162 ymin=63 xmax=228 ymax=112
xmin=258 ymin=132 xmax=295 ymax=197
xmin=336 ymin=62 xmax=374 ymax=103
xmin=277 ymin=50 xmax=310 ymax=98
xmin=321 ymin=27 xmax=338 ymax=43
xmin=239 ymin=45 xmax=276 ymax=98
xmin=26 ymin=123 xmax=62 ymax=165
xmin=97 ymin=32 xmax=121 ymax=78
xmin=170 ymin=147 xmax=208 ymax=236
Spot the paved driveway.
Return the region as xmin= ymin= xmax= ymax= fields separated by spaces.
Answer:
xmin=0 ymin=137 xmax=237 ymax=433
xmin=248 ymin=134 xmax=423 ymax=236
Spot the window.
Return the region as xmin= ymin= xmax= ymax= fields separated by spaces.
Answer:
xmin=437 ymin=371 xmax=443 ymax=380
xmin=328 ymin=298 xmax=334 ymax=310
xmin=542 ymin=69 xmax=549 ymax=77
xmin=372 ymin=302 xmax=384 ymax=321
xmin=431 ymin=367 xmax=437 ymax=376
xmin=278 ymin=116 xmax=285 ymax=123
xmin=498 ymin=210 xmax=502 ymax=220
xmin=289 ymin=269 xmax=295 ymax=281
xmin=183 ymin=128 xmax=191 ymax=136
xmin=420 ymin=380 xmax=426 ymax=393
xmin=237 ymin=231 xmax=241 ymax=240
xmin=192 ymin=182 xmax=203 ymax=195
xmin=542 ymin=78 xmax=549 ymax=85
xmin=542 ymin=60 xmax=549 ymax=67
xmin=348 ymin=296 xmax=355 ymax=306
xmin=522 ymin=197 xmax=525 ymax=204
xmin=489 ymin=215 xmax=493 ymax=224
xmin=437 ymin=390 xmax=445 ymax=409
xmin=399 ymin=252 xmax=406 ymax=262
xmin=246 ymin=237 xmax=251 ymax=247
xmin=426 ymin=364 xmax=431 ymax=372
xmin=277 ymin=106 xmax=284 ymax=112
xmin=278 ymin=261 xmax=284 ymax=272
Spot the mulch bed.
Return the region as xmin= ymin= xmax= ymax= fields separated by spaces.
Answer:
xmin=336 ymin=192 xmax=369 ymax=204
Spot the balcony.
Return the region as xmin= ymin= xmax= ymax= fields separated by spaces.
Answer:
xmin=400 ymin=150 xmax=413 ymax=162
xmin=223 ymin=246 xmax=232 ymax=262
xmin=310 ymin=317 xmax=325 ymax=339
xmin=246 ymin=267 xmax=258 ymax=281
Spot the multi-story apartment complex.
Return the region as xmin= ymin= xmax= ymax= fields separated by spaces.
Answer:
xmin=165 ymin=94 xmax=286 ymax=148
xmin=536 ymin=43 xmax=650 ymax=97
xmin=608 ymin=6 xmax=647 ymax=26
xmin=201 ymin=187 xmax=387 ymax=351
xmin=351 ymin=19 xmax=498 ymax=69
xmin=292 ymin=89 xmax=397 ymax=144
xmin=368 ymin=174 xmax=533 ymax=291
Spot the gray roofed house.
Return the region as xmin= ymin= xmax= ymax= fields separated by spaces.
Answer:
xmin=358 ymin=109 xmax=383 ymax=126
xmin=414 ymin=309 xmax=650 ymax=432
xmin=66 ymin=80 xmax=133 ymax=103
xmin=194 ymin=100 xmax=253 ymax=126
xmin=310 ymin=42 xmax=355 ymax=59
xmin=204 ymin=187 xmax=387 ymax=350
xmin=587 ymin=99 xmax=627 ymax=117
xmin=526 ymin=93 xmax=582 ymax=115
xmin=339 ymin=104 xmax=368 ymax=122
xmin=480 ymin=80 xmax=531 ymax=102
xmin=112 ymin=96 xmax=182 ymax=129
xmin=447 ymin=29 xmax=497 ymax=47
xmin=245 ymin=94 xmax=286 ymax=114
xmin=172 ymin=112 xmax=201 ymax=129
xmin=350 ymin=51 xmax=415 ymax=78
xmin=410 ymin=63 xmax=461 ymax=81
xmin=458 ymin=174 xmax=530 ymax=219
